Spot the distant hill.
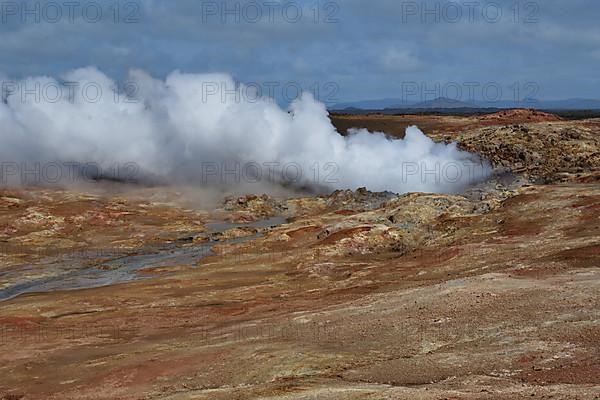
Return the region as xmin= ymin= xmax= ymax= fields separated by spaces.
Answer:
xmin=330 ymin=97 xmax=600 ymax=111
xmin=331 ymin=98 xmax=411 ymax=110
xmin=478 ymin=109 xmax=563 ymax=123
xmin=411 ymin=97 xmax=477 ymax=109
xmin=533 ymin=98 xmax=600 ymax=110
xmin=476 ymin=98 xmax=600 ymax=110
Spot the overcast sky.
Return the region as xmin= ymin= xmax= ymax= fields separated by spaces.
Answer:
xmin=1 ymin=0 xmax=598 ymax=104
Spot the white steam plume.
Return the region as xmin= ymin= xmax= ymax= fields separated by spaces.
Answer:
xmin=0 ymin=67 xmax=491 ymax=193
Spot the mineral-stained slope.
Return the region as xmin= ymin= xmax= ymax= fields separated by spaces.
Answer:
xmin=456 ymin=120 xmax=600 ymax=183
xmin=0 ymin=114 xmax=599 ymax=399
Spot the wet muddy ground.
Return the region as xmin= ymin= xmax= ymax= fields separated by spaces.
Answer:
xmin=0 ymin=217 xmax=289 ymax=302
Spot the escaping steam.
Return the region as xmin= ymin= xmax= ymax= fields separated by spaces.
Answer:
xmin=0 ymin=67 xmax=491 ymax=193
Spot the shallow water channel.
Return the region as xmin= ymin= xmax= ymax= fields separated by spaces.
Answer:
xmin=0 ymin=216 xmax=287 ymax=302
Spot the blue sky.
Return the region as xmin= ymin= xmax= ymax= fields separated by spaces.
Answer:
xmin=1 ymin=0 xmax=598 ymax=105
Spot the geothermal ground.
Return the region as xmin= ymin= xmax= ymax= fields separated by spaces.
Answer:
xmin=1 ymin=110 xmax=599 ymax=399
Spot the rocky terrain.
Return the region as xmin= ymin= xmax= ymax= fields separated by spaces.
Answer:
xmin=457 ymin=120 xmax=600 ymax=183
xmin=330 ymin=109 xmax=567 ymax=140
xmin=1 ymin=111 xmax=599 ymax=399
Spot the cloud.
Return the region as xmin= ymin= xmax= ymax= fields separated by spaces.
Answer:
xmin=0 ymin=67 xmax=491 ymax=194
xmin=0 ymin=0 xmax=598 ymax=100
xmin=379 ymin=48 xmax=425 ymax=72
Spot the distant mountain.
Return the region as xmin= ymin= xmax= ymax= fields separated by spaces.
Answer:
xmin=533 ymin=98 xmax=600 ymax=110
xmin=411 ymin=97 xmax=478 ymax=109
xmin=330 ymin=97 xmax=600 ymax=111
xmin=476 ymin=98 xmax=600 ymax=110
xmin=331 ymin=98 xmax=411 ymax=110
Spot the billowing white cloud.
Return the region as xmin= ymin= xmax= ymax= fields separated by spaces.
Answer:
xmin=0 ymin=68 xmax=491 ymax=193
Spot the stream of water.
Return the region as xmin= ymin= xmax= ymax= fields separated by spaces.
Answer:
xmin=0 ymin=216 xmax=288 ymax=302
